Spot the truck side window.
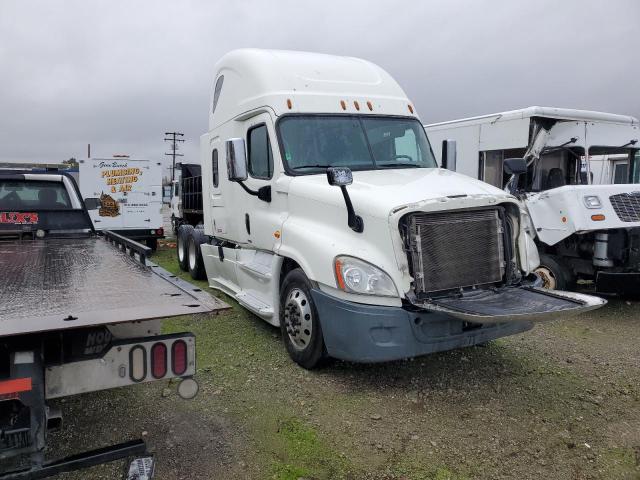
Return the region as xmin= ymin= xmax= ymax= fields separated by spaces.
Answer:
xmin=248 ymin=124 xmax=273 ymax=179
xmin=212 ymin=149 xmax=219 ymax=187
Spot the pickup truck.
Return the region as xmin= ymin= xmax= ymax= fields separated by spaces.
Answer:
xmin=0 ymin=169 xmax=227 ymax=479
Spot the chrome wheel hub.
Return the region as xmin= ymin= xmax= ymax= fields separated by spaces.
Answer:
xmin=283 ymin=288 xmax=313 ymax=351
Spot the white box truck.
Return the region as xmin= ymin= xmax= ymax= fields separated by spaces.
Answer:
xmin=79 ymin=158 xmax=165 ymax=250
xmin=177 ymin=50 xmax=604 ymax=369
xmin=426 ymin=107 xmax=640 ymax=294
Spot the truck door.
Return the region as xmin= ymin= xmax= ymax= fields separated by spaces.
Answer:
xmin=240 ymin=114 xmax=282 ymax=250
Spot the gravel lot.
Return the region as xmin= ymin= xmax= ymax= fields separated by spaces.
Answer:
xmin=27 ymin=244 xmax=640 ymax=479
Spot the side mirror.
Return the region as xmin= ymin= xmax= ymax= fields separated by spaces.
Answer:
xmin=84 ymin=198 xmax=100 ymax=210
xmin=326 ymin=167 xmax=353 ymax=186
xmin=503 ymin=158 xmax=527 ymax=175
xmin=441 ymin=139 xmax=457 ymax=171
xmin=326 ymin=167 xmax=363 ymax=233
xmin=225 ymin=138 xmax=248 ymax=182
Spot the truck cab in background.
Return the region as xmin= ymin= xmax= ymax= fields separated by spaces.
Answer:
xmin=426 ymin=107 xmax=640 ymax=294
xmin=170 ymin=162 xmax=204 ymax=233
xmin=179 ymin=50 xmax=604 ymax=369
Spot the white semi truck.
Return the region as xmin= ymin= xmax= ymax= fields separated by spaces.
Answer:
xmin=0 ymin=168 xmax=226 ymax=478
xmin=426 ymin=107 xmax=640 ymax=294
xmin=177 ymin=50 xmax=604 ymax=369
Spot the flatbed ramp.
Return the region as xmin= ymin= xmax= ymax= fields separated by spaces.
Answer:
xmin=0 ymin=236 xmax=228 ymax=337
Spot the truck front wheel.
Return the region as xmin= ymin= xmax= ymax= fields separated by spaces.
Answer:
xmin=279 ymin=268 xmax=326 ymax=369
xmin=536 ymin=254 xmax=576 ymax=290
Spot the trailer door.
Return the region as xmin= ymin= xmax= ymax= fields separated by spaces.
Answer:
xmin=79 ymin=159 xmax=124 ymax=230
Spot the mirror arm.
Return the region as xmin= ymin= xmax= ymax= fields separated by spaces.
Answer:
xmin=237 ymin=181 xmax=271 ymax=202
xmin=339 ymin=185 xmax=364 ymax=233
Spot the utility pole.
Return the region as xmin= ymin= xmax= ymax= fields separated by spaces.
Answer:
xmin=164 ymin=132 xmax=184 ymax=182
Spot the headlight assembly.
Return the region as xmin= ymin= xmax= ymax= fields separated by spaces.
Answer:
xmin=334 ymin=256 xmax=398 ymax=297
xmin=583 ymin=195 xmax=602 ymax=209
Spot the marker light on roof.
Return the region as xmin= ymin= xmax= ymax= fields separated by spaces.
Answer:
xmin=367 ymin=101 xmax=373 ymax=111
xmin=354 ymin=101 xmax=360 ymax=111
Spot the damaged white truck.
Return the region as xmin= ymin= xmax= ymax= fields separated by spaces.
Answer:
xmin=0 ymin=169 xmax=226 ymax=478
xmin=426 ymin=107 xmax=640 ymax=294
xmin=177 ymin=50 xmax=604 ymax=369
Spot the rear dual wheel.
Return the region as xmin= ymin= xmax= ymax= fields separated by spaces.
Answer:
xmin=187 ymin=229 xmax=207 ymax=280
xmin=177 ymin=225 xmax=194 ymax=271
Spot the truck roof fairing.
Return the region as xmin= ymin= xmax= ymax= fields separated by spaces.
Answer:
xmin=208 ymin=48 xmax=418 ymax=129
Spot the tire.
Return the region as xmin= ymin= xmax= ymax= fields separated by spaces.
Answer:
xmin=146 ymin=237 xmax=158 ymax=252
xmin=535 ymin=254 xmax=576 ymax=290
xmin=279 ymin=268 xmax=326 ymax=369
xmin=187 ymin=229 xmax=207 ymax=280
xmin=177 ymin=224 xmax=194 ymax=272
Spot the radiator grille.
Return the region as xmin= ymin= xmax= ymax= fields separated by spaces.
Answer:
xmin=406 ymin=209 xmax=505 ymax=295
xmin=610 ymin=192 xmax=640 ymax=222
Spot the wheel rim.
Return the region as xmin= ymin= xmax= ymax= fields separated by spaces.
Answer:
xmin=188 ymin=239 xmax=197 ymax=270
xmin=283 ymin=288 xmax=313 ymax=351
xmin=535 ymin=265 xmax=557 ymax=289
xmin=177 ymin=235 xmax=185 ymax=262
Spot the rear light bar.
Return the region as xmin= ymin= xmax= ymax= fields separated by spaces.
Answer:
xmin=130 ymin=339 xmax=189 ymax=382
xmin=45 ymin=333 xmax=196 ymax=400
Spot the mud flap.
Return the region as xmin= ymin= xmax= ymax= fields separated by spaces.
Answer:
xmin=424 ymin=287 xmax=605 ymax=324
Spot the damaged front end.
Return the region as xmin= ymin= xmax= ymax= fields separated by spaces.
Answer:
xmin=398 ymin=203 xmax=606 ymax=323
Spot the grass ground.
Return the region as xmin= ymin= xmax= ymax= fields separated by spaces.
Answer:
xmin=43 ymin=243 xmax=640 ymax=479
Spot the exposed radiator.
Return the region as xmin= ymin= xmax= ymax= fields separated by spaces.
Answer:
xmin=405 ymin=208 xmax=505 ymax=295
xmin=610 ymin=192 xmax=640 ymax=222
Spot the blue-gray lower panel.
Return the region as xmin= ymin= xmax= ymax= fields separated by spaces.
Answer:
xmin=311 ymin=289 xmax=533 ymax=363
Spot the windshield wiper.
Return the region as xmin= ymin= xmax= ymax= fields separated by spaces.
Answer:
xmin=376 ymin=162 xmax=420 ymax=169
xmin=291 ymin=164 xmax=332 ymax=170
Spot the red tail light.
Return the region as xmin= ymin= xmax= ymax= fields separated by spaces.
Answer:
xmin=172 ymin=340 xmax=187 ymax=376
xmin=0 ymin=378 xmax=32 ymax=395
xmin=151 ymin=343 xmax=167 ymax=379
xmin=157 ymin=227 xmax=164 ymax=236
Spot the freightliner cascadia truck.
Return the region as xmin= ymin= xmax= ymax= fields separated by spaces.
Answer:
xmin=177 ymin=49 xmax=604 ymax=369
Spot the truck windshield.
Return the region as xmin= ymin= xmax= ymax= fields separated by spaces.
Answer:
xmin=278 ymin=115 xmax=437 ymax=173
xmin=0 ymin=180 xmax=73 ymax=210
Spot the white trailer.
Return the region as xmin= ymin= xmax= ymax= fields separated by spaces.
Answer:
xmin=426 ymin=107 xmax=640 ymax=294
xmin=79 ymin=158 xmax=165 ymax=250
xmin=177 ymin=50 xmax=604 ymax=369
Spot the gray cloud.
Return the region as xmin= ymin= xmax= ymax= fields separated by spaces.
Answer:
xmin=1 ymin=0 xmax=638 ymax=173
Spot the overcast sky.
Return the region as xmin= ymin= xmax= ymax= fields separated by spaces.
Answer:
xmin=1 ymin=0 xmax=638 ymax=172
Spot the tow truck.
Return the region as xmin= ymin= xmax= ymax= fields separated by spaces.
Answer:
xmin=0 ymin=169 xmax=227 ymax=478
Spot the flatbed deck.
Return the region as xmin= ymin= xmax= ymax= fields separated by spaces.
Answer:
xmin=0 ymin=236 xmax=228 ymax=337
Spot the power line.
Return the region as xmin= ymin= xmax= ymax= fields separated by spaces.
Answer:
xmin=164 ymin=131 xmax=184 ymax=183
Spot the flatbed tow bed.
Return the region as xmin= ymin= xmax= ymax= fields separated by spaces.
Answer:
xmin=0 ymin=170 xmax=228 ymax=479
xmin=0 ymin=233 xmax=224 ymax=336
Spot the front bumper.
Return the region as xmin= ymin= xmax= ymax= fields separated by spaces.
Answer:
xmin=311 ymin=289 xmax=533 ymax=363
xmin=596 ymin=271 xmax=640 ymax=296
